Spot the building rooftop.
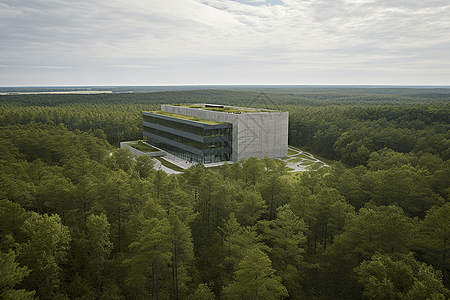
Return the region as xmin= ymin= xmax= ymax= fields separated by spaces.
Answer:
xmin=170 ymin=103 xmax=279 ymax=114
xmin=145 ymin=110 xmax=227 ymax=125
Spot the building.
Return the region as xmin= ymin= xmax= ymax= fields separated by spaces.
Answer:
xmin=142 ymin=104 xmax=288 ymax=163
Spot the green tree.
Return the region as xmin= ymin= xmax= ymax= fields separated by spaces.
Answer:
xmin=0 ymin=250 xmax=36 ymax=300
xmin=261 ymin=205 xmax=307 ymax=298
xmin=258 ymin=172 xmax=291 ymax=221
xmin=220 ymin=214 xmax=270 ymax=280
xmin=134 ymin=155 xmax=155 ymax=179
xmin=86 ymin=213 xmax=113 ymax=295
xmin=222 ymin=248 xmax=288 ymax=300
xmin=0 ymin=199 xmax=29 ymax=252
xmin=108 ymin=148 xmax=136 ymax=172
xmin=125 ymin=215 xmax=172 ymax=299
xmin=242 ymin=157 xmax=265 ymax=186
xmin=355 ymin=253 xmax=449 ymax=300
xmin=263 ymin=205 xmax=306 ymax=269
xmin=100 ymin=170 xmax=132 ymax=253
xmin=368 ymin=165 xmax=441 ymax=218
xmin=18 ymin=212 xmax=71 ymax=300
xmin=236 ymin=188 xmax=267 ymax=226
xmin=168 ymin=210 xmax=195 ymax=300
xmin=418 ymin=203 xmax=450 ymax=285
xmin=187 ymin=283 xmax=215 ymax=300
xmin=322 ymin=205 xmax=418 ymax=299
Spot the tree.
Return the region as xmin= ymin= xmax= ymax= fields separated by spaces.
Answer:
xmin=100 ymin=170 xmax=132 ymax=253
xmin=261 ymin=205 xmax=307 ymax=298
xmin=0 ymin=250 xmax=36 ymax=300
xmin=86 ymin=213 xmax=113 ymax=295
xmin=263 ymin=205 xmax=306 ymax=269
xmin=322 ymin=205 xmax=418 ymax=299
xmin=242 ymin=157 xmax=265 ymax=186
xmin=134 ymin=155 xmax=155 ymax=179
xmin=368 ymin=165 xmax=441 ymax=218
xmin=236 ymin=189 xmax=267 ymax=226
xmin=108 ymin=148 xmax=135 ymax=172
xmin=153 ymin=169 xmax=168 ymax=200
xmin=220 ymin=214 xmax=269 ymax=280
xmin=0 ymin=199 xmax=29 ymax=252
xmin=308 ymin=188 xmax=354 ymax=252
xmin=418 ymin=203 xmax=450 ymax=285
xmin=124 ymin=215 xmax=172 ymax=299
xmin=355 ymin=253 xmax=449 ymax=300
xmin=168 ymin=210 xmax=195 ymax=300
xmin=258 ymin=172 xmax=291 ymax=221
xmin=222 ymin=248 xmax=288 ymax=300
xmin=18 ymin=212 xmax=71 ymax=300
xmin=187 ymin=283 xmax=215 ymax=300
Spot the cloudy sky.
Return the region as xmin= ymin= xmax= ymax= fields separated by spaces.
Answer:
xmin=0 ymin=0 xmax=449 ymax=86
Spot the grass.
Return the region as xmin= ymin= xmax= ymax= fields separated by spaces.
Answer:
xmin=293 ymin=153 xmax=313 ymax=160
xmin=287 ymin=149 xmax=297 ymax=156
xmin=125 ymin=141 xmax=161 ymax=152
xmin=289 ymin=146 xmax=335 ymax=166
xmin=154 ymin=157 xmax=185 ymax=172
xmin=289 ymin=157 xmax=312 ymax=163
xmin=307 ymin=162 xmax=324 ymax=170
xmin=300 ymin=161 xmax=315 ymax=166
xmin=147 ymin=111 xmax=227 ymax=125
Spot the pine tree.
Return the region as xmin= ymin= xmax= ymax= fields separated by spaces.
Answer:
xmin=222 ymin=248 xmax=288 ymax=300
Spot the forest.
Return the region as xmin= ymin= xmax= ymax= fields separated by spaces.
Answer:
xmin=1 ymin=88 xmax=450 ymax=300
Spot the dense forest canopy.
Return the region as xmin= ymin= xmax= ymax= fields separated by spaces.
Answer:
xmin=1 ymin=88 xmax=450 ymax=299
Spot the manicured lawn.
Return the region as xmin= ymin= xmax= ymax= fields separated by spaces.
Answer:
xmin=290 ymin=154 xmax=313 ymax=161
xmin=288 ymin=157 xmax=309 ymax=163
xmin=289 ymin=146 xmax=334 ymax=165
xmin=287 ymin=149 xmax=297 ymax=156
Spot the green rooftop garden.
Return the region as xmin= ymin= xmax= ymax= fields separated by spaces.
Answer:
xmin=124 ymin=141 xmax=161 ymax=153
xmin=147 ymin=111 xmax=227 ymax=125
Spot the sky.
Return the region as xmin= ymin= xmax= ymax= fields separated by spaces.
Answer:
xmin=0 ymin=0 xmax=449 ymax=86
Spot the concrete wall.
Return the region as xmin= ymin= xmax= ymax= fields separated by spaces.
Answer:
xmin=161 ymin=105 xmax=288 ymax=162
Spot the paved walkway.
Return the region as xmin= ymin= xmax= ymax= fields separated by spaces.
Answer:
xmin=282 ymin=146 xmax=330 ymax=172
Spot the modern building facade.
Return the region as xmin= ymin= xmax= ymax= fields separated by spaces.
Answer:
xmin=142 ymin=104 xmax=288 ymax=163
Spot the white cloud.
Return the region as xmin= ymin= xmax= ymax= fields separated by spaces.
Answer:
xmin=0 ymin=0 xmax=448 ymax=85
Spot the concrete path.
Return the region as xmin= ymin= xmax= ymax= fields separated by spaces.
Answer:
xmin=282 ymin=146 xmax=330 ymax=172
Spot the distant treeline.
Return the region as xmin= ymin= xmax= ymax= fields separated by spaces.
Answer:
xmin=1 ymin=88 xmax=450 ymax=299
xmin=1 ymin=89 xmax=450 ymax=164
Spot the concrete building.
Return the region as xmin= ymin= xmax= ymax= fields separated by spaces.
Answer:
xmin=142 ymin=104 xmax=288 ymax=163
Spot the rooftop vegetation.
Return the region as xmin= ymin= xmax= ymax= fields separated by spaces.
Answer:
xmin=124 ymin=141 xmax=161 ymax=153
xmin=147 ymin=111 xmax=226 ymax=125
